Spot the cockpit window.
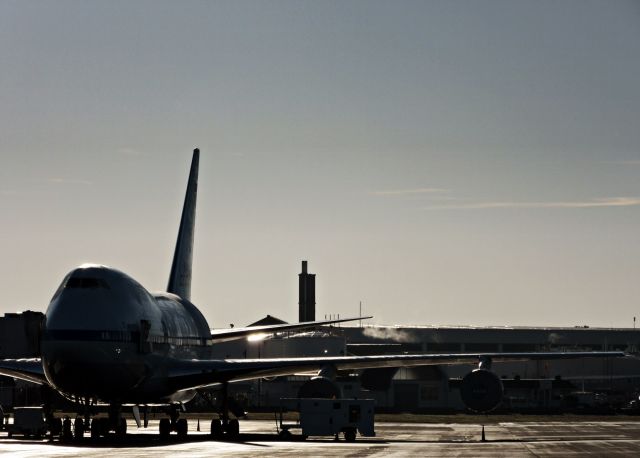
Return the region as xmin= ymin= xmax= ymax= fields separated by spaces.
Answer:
xmin=50 ymin=273 xmax=72 ymax=301
xmin=65 ymin=277 xmax=110 ymax=289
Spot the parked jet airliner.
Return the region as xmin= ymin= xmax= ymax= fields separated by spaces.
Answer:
xmin=0 ymin=149 xmax=626 ymax=440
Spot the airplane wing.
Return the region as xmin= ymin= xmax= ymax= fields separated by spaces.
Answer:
xmin=0 ymin=358 xmax=48 ymax=385
xmin=210 ymin=316 xmax=372 ymax=343
xmin=168 ymin=351 xmax=628 ymax=391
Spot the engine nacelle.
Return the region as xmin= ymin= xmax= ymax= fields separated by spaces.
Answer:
xmin=460 ymin=369 xmax=504 ymax=413
xmin=297 ymin=376 xmax=341 ymax=399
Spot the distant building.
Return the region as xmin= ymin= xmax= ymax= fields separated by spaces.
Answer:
xmin=248 ymin=315 xmax=287 ymax=327
xmin=0 ymin=311 xmax=43 ymax=359
xmin=298 ymin=261 xmax=315 ymax=322
xmin=0 ymin=311 xmax=45 ymax=408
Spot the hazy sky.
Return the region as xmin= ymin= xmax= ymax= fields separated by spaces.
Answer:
xmin=2 ymin=1 xmax=640 ymax=328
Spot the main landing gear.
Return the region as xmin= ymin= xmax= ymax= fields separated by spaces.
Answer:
xmin=196 ymin=382 xmax=243 ymax=441
xmin=210 ymin=382 xmax=241 ymax=440
xmin=157 ymin=387 xmax=243 ymax=443
xmin=87 ymin=403 xmax=127 ymax=440
xmin=211 ymin=382 xmax=240 ymax=441
xmin=158 ymin=404 xmax=189 ymax=441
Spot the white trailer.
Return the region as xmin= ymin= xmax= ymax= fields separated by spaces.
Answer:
xmin=279 ymin=398 xmax=375 ymax=442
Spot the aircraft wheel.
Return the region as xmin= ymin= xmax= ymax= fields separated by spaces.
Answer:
xmin=61 ymin=417 xmax=73 ymax=442
xmin=73 ymin=417 xmax=84 ymax=440
xmin=344 ymin=428 xmax=356 ymax=442
xmin=210 ymin=419 xmax=223 ymax=438
xmin=99 ymin=418 xmax=110 ymax=436
xmin=159 ymin=418 xmax=171 ymax=441
xmin=50 ymin=417 xmax=62 ymax=438
xmin=90 ymin=419 xmax=100 ymax=439
xmin=226 ymin=419 xmax=239 ymax=440
xmin=116 ymin=417 xmax=127 ymax=437
xmin=176 ymin=418 xmax=188 ymax=439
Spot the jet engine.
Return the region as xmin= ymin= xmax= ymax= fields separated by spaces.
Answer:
xmin=459 ymin=369 xmax=504 ymax=413
xmin=298 ymin=365 xmax=341 ymax=398
xmin=297 ymin=376 xmax=341 ymax=398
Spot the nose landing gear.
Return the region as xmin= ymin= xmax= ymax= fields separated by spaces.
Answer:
xmin=48 ymin=396 xmax=91 ymax=443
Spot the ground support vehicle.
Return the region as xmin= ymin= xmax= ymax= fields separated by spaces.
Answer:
xmin=278 ymin=398 xmax=375 ymax=442
xmin=5 ymin=407 xmax=47 ymax=439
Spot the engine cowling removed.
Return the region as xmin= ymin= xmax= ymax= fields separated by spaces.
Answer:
xmin=459 ymin=369 xmax=503 ymax=413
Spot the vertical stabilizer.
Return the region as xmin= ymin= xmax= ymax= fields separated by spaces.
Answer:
xmin=167 ymin=148 xmax=199 ymax=300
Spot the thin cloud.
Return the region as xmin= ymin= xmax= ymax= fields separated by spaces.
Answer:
xmin=422 ymin=197 xmax=640 ymax=210
xmin=371 ymin=187 xmax=449 ymax=196
xmin=603 ymin=159 xmax=640 ymax=165
xmin=0 ymin=189 xmax=17 ymax=196
xmin=48 ymin=178 xmax=93 ymax=186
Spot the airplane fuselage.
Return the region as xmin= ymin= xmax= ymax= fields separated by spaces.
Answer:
xmin=42 ymin=264 xmax=213 ymax=404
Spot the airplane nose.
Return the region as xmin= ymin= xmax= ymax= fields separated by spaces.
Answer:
xmin=42 ymin=338 xmax=146 ymax=399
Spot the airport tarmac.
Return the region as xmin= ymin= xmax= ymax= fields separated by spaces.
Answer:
xmin=2 ymin=419 xmax=640 ymax=457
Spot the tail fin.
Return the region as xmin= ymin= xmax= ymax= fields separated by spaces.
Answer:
xmin=167 ymin=148 xmax=200 ymax=300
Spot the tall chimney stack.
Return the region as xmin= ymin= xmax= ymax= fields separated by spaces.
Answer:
xmin=298 ymin=260 xmax=315 ymax=322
